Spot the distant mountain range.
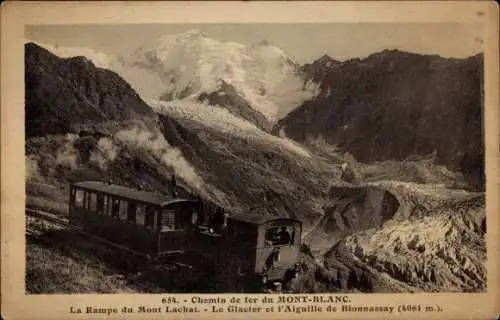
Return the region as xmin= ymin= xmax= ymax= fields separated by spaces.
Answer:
xmin=276 ymin=50 xmax=484 ymax=190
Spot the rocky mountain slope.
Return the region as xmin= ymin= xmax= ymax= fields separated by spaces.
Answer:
xmin=197 ymin=80 xmax=272 ymax=132
xmin=298 ymin=54 xmax=341 ymax=84
xmin=30 ymin=41 xmax=114 ymax=69
xmin=304 ymin=184 xmax=400 ymax=253
xmin=276 ymin=50 xmax=484 ymax=190
xmin=146 ymin=98 xmax=344 ymax=225
xmin=25 ymin=43 xmax=154 ymax=137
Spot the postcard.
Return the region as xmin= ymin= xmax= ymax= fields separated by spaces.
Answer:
xmin=1 ymin=1 xmax=499 ymax=319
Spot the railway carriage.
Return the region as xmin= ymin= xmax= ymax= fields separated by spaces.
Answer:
xmin=69 ymin=181 xmax=200 ymax=255
xmin=68 ymin=180 xmax=303 ymax=292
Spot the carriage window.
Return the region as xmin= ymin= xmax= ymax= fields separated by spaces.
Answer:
xmin=96 ymin=194 xmax=105 ymax=215
xmin=102 ymin=195 xmax=109 ymax=215
xmin=144 ymin=206 xmax=157 ymax=229
xmin=192 ymin=208 xmax=200 ymax=225
xmin=119 ymin=200 xmax=128 ymax=220
xmin=84 ymin=191 xmax=91 ymax=210
xmin=88 ymin=192 xmax=97 ymax=212
xmin=136 ymin=204 xmax=145 ymax=225
xmin=178 ymin=207 xmax=196 ymax=230
xmin=107 ymin=196 xmax=116 ymax=216
xmin=83 ymin=192 xmax=89 ymax=209
xmin=207 ymin=207 xmax=226 ymax=234
xmin=265 ymin=226 xmax=294 ymax=246
xmin=70 ymin=188 xmax=76 ymax=205
xmin=161 ymin=209 xmax=175 ymax=231
xmin=107 ymin=196 xmax=113 ymax=216
xmin=127 ymin=203 xmax=137 ymax=223
xmin=111 ymin=198 xmax=120 ymax=219
xmin=74 ymin=189 xmax=85 ymax=208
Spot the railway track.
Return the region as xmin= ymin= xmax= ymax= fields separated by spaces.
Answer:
xmin=26 ymin=208 xmax=69 ymax=226
xmin=26 ymin=208 xmax=153 ymax=259
xmin=26 ymin=208 xmax=219 ymax=293
xmin=26 ymin=208 xmax=204 ymax=276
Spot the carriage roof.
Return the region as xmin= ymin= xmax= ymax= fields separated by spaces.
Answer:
xmin=228 ymin=211 xmax=302 ymax=226
xmin=72 ymin=180 xmax=190 ymax=206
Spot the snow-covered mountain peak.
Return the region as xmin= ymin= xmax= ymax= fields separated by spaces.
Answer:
xmin=126 ymin=31 xmax=310 ymax=120
xmin=247 ymin=39 xmax=293 ymax=63
xmin=256 ymin=39 xmax=271 ymax=46
xmin=28 ymin=30 xmax=316 ymax=122
xmin=180 ymin=28 xmax=207 ymax=38
xmin=157 ymin=29 xmax=211 ymax=47
xmin=133 ymin=29 xmax=244 ymax=63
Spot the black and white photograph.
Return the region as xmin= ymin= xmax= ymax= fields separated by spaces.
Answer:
xmin=22 ymin=21 xmax=489 ymax=295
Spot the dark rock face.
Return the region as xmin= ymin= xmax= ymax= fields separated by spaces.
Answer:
xmin=277 ymin=50 xmax=484 ymax=190
xmin=305 ymin=185 xmax=400 ymax=250
xmin=157 ymin=113 xmax=338 ymax=225
xmin=197 ymin=81 xmax=272 ymax=132
xmin=25 ymin=42 xmax=154 ymax=137
xmin=298 ymin=54 xmax=341 ymax=84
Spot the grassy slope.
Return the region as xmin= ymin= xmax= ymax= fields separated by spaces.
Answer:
xmin=26 ymin=216 xmax=164 ymax=294
xmin=26 ymin=243 xmax=148 ymax=294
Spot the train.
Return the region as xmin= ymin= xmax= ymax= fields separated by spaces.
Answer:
xmin=68 ymin=180 xmax=303 ymax=292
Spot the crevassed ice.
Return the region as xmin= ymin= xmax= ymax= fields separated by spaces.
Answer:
xmin=367 ymin=180 xmax=472 ymax=199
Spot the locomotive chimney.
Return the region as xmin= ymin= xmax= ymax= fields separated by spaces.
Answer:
xmin=171 ymin=173 xmax=177 ymax=198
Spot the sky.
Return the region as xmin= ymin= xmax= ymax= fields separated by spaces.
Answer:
xmin=26 ymin=23 xmax=483 ymax=63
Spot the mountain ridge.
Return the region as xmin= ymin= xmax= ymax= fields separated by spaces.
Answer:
xmin=25 ymin=42 xmax=154 ymax=137
xmin=196 ymin=80 xmax=273 ymax=132
xmin=278 ymin=49 xmax=484 ymax=190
